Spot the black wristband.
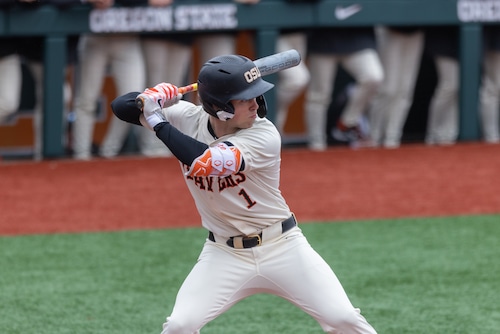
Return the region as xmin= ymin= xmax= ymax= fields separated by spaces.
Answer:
xmin=153 ymin=122 xmax=168 ymax=132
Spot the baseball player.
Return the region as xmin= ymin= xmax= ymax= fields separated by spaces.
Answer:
xmin=424 ymin=26 xmax=460 ymax=146
xmin=480 ymin=25 xmax=500 ymax=143
xmin=0 ymin=39 xmax=21 ymax=124
xmin=72 ymin=0 xmax=156 ymax=160
xmin=111 ymin=54 xmax=377 ymax=334
xmin=305 ymin=27 xmax=384 ymax=150
xmin=369 ymin=26 xmax=425 ymax=148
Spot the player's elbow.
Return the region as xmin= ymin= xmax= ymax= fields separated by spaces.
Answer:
xmin=111 ymin=92 xmax=143 ymax=126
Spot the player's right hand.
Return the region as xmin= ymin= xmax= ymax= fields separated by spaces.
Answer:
xmin=153 ymin=82 xmax=182 ymax=108
xmin=136 ymin=83 xmax=182 ymax=111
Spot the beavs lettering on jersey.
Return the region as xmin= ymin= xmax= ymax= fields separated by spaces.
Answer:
xmin=185 ymin=170 xmax=257 ymax=209
xmin=186 ymin=170 xmax=246 ymax=192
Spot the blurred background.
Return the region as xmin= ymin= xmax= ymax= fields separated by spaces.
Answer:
xmin=0 ymin=0 xmax=497 ymax=160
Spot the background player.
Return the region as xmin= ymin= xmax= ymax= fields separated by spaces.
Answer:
xmin=305 ymin=27 xmax=383 ymax=150
xmin=111 ymin=54 xmax=377 ymax=333
xmin=71 ymin=0 xmax=155 ymax=160
xmin=368 ymin=25 xmax=425 ymax=148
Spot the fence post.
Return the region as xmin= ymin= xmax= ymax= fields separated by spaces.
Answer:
xmin=43 ymin=35 xmax=67 ymax=158
xmin=459 ymin=23 xmax=482 ymax=141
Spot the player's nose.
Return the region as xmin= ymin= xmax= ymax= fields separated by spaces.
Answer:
xmin=249 ymin=98 xmax=258 ymax=110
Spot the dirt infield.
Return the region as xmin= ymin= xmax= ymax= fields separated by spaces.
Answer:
xmin=1 ymin=142 xmax=499 ymax=236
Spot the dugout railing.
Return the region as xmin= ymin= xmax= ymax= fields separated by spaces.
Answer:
xmin=0 ymin=0 xmax=496 ymax=157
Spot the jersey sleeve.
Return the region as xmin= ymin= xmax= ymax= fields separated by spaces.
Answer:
xmin=186 ymin=141 xmax=243 ymax=178
xmin=226 ymin=118 xmax=282 ymax=172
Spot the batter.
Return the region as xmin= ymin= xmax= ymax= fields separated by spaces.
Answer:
xmin=111 ymin=54 xmax=377 ymax=333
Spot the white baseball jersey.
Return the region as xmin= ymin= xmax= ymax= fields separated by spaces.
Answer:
xmin=163 ymin=100 xmax=292 ymax=237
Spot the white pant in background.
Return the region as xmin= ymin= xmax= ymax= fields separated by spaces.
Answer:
xmin=274 ymin=32 xmax=310 ymax=134
xmin=480 ymin=50 xmax=500 ymax=143
xmin=305 ymin=49 xmax=383 ymax=150
xmin=369 ymin=27 xmax=424 ymax=148
xmin=0 ymin=54 xmax=22 ymax=123
xmin=197 ymin=34 xmax=236 ymax=63
xmin=141 ymin=38 xmax=193 ymax=157
xmin=425 ymin=56 xmax=459 ymax=145
xmin=72 ymin=34 xmax=147 ymax=160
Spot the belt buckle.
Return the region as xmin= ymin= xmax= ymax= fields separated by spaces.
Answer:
xmin=248 ymin=234 xmax=262 ymax=246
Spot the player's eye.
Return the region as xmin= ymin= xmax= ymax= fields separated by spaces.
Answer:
xmin=232 ymin=98 xmax=256 ymax=106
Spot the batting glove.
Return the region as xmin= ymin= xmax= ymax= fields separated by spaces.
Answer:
xmin=136 ymin=83 xmax=182 ymax=129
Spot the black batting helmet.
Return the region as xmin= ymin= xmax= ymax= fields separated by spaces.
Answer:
xmin=197 ymin=55 xmax=274 ymax=121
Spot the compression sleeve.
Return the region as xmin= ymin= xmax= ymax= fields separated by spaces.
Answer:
xmin=154 ymin=122 xmax=209 ymax=166
xmin=111 ymin=92 xmax=143 ymax=126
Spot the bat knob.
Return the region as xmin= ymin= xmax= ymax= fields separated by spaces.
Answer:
xmin=135 ymin=96 xmax=145 ymax=111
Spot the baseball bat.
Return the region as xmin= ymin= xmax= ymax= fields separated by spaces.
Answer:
xmin=136 ymin=49 xmax=301 ymax=110
xmin=254 ymin=48 xmax=301 ymax=76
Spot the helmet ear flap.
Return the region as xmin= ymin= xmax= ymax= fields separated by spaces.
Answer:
xmin=256 ymin=95 xmax=268 ymax=118
xmin=201 ymin=91 xmax=235 ymax=120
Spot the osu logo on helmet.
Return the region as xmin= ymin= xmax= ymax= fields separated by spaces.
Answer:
xmin=244 ymin=67 xmax=262 ymax=84
xmin=197 ymin=54 xmax=274 ymax=120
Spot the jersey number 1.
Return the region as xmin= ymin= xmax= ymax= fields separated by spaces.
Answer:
xmin=238 ymin=189 xmax=256 ymax=208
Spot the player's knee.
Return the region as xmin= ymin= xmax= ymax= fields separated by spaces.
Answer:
xmin=73 ymin=100 xmax=97 ymax=115
xmin=359 ymin=76 xmax=383 ymax=98
xmin=306 ymin=90 xmax=332 ymax=107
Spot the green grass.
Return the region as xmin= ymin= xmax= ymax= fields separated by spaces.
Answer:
xmin=1 ymin=215 xmax=499 ymax=333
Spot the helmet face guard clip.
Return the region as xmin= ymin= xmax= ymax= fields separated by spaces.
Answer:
xmin=216 ymin=110 xmax=235 ymax=121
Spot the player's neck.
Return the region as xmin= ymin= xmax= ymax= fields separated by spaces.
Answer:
xmin=209 ymin=117 xmax=238 ymax=138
